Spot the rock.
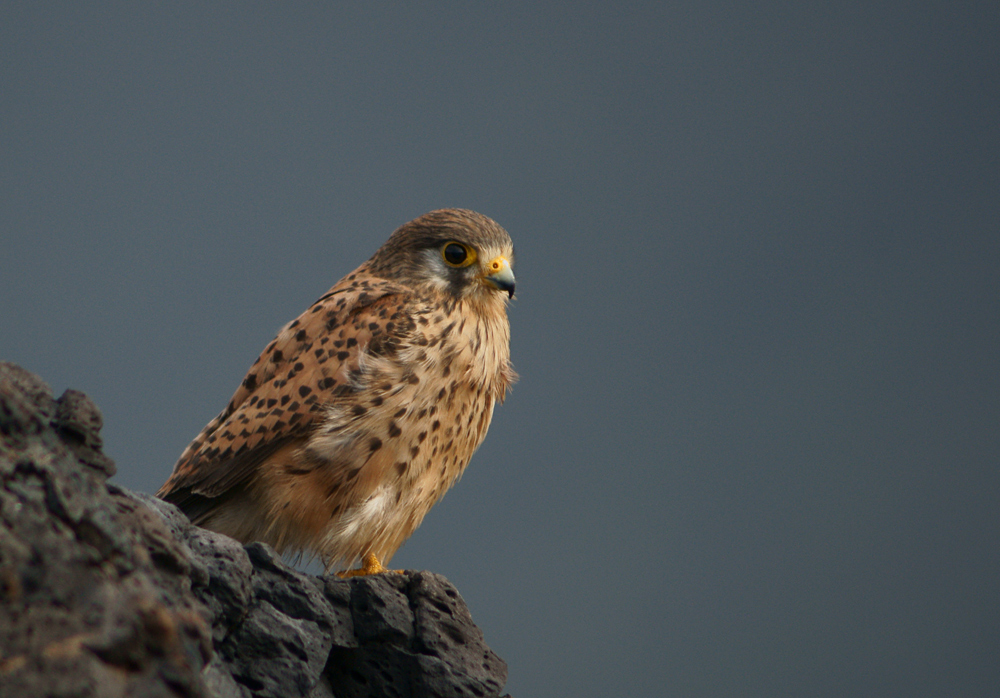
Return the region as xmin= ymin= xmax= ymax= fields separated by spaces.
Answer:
xmin=323 ymin=571 xmax=508 ymax=698
xmin=0 ymin=363 xmax=211 ymax=698
xmin=0 ymin=363 xmax=509 ymax=697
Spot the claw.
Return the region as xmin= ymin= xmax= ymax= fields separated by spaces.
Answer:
xmin=336 ymin=552 xmax=404 ymax=577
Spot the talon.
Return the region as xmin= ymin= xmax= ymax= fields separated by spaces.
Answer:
xmin=337 ymin=552 xmax=399 ymax=577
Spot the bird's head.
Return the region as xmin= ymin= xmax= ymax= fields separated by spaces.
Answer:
xmin=369 ymin=209 xmax=516 ymax=303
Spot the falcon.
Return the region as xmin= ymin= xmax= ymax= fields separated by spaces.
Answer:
xmin=158 ymin=209 xmax=516 ymax=576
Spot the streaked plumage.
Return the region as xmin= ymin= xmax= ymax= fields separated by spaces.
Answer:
xmin=158 ymin=209 xmax=516 ymax=574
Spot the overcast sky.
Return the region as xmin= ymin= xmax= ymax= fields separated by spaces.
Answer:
xmin=2 ymin=3 xmax=998 ymax=696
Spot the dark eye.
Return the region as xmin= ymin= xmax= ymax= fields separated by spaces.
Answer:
xmin=442 ymin=242 xmax=471 ymax=266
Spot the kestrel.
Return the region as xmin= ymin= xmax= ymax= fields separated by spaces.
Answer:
xmin=158 ymin=209 xmax=516 ymax=576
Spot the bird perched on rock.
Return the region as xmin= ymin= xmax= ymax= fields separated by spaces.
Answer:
xmin=158 ymin=209 xmax=516 ymax=576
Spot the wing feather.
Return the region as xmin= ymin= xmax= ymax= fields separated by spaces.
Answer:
xmin=158 ymin=271 xmax=412 ymax=505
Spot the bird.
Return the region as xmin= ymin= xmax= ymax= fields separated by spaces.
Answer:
xmin=157 ymin=209 xmax=516 ymax=576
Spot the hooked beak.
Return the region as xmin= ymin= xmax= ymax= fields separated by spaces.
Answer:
xmin=482 ymin=256 xmax=516 ymax=298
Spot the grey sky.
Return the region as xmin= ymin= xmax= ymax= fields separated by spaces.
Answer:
xmin=2 ymin=3 xmax=998 ymax=696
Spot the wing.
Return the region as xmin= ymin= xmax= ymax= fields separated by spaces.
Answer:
xmin=157 ymin=269 xmax=413 ymax=515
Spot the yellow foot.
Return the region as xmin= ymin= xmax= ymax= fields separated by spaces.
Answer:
xmin=336 ymin=552 xmax=405 ymax=578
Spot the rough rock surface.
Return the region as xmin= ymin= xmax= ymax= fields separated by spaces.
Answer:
xmin=0 ymin=363 xmax=509 ymax=698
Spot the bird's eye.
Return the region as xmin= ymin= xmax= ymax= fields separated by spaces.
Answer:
xmin=442 ymin=242 xmax=475 ymax=267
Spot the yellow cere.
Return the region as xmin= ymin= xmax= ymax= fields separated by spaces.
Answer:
xmin=487 ymin=257 xmax=507 ymax=273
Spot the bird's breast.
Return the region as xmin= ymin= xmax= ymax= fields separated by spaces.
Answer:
xmin=293 ymin=306 xmax=511 ymax=565
xmin=306 ymin=302 xmax=511 ymax=500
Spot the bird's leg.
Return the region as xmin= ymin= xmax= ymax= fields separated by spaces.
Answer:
xmin=336 ymin=552 xmax=404 ymax=577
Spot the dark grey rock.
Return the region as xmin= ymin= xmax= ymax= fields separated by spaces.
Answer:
xmin=53 ymin=388 xmax=116 ymax=477
xmin=323 ymin=571 xmax=508 ymax=698
xmin=1 ymin=363 xmax=509 ymax=697
xmin=245 ymin=543 xmax=346 ymax=642
xmin=0 ymin=363 xmax=212 ymax=698
xmin=342 ymin=571 xmax=414 ymax=645
xmin=410 ymin=573 xmax=509 ymax=698
xmin=134 ymin=491 xmax=255 ymax=643
xmin=223 ymin=599 xmax=328 ymax=697
xmin=202 ymin=654 xmax=251 ymax=698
